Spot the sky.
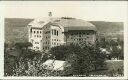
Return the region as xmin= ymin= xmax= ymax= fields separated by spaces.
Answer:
xmin=0 ymin=1 xmax=128 ymax=22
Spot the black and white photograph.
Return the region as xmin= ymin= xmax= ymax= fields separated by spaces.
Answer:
xmin=0 ymin=1 xmax=128 ymax=78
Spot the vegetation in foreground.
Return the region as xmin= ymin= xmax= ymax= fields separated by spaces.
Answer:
xmin=4 ymin=38 xmax=124 ymax=77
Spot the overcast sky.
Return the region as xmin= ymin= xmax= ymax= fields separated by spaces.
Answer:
xmin=0 ymin=1 xmax=128 ymax=22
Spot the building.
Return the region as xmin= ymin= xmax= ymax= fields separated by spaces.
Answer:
xmin=28 ymin=14 xmax=97 ymax=51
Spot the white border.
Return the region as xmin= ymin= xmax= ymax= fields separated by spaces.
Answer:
xmin=0 ymin=1 xmax=128 ymax=79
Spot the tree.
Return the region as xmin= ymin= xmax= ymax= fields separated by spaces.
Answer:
xmin=14 ymin=42 xmax=33 ymax=58
xmin=15 ymin=42 xmax=32 ymax=50
xmin=109 ymin=39 xmax=124 ymax=60
xmin=49 ymin=43 xmax=106 ymax=76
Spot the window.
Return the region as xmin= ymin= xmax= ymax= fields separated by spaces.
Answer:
xmin=37 ymin=31 xmax=39 ymax=34
xmin=79 ymin=35 xmax=82 ymax=37
xmin=57 ymin=31 xmax=58 ymax=36
xmin=34 ymin=31 xmax=35 ymax=33
xmin=52 ymin=30 xmax=54 ymax=35
xmin=40 ymin=31 xmax=42 ymax=34
xmin=54 ymin=30 xmax=56 ymax=35
xmin=52 ymin=29 xmax=58 ymax=36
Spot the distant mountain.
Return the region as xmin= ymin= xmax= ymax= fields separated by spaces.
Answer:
xmin=4 ymin=18 xmax=124 ymax=43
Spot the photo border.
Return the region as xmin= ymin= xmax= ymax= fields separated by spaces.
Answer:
xmin=0 ymin=1 xmax=128 ymax=79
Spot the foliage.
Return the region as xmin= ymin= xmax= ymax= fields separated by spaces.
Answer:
xmin=15 ymin=42 xmax=32 ymax=49
xmin=4 ymin=42 xmax=42 ymax=76
xmin=50 ymin=43 xmax=106 ymax=76
xmin=96 ymin=37 xmax=124 ymax=60
xmin=4 ymin=40 xmax=123 ymax=76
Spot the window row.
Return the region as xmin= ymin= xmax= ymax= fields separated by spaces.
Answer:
xmin=69 ymin=36 xmax=90 ymax=39
xmin=70 ymin=34 xmax=91 ymax=37
xmin=52 ymin=29 xmax=59 ymax=36
xmin=52 ymin=39 xmax=60 ymax=41
xmin=68 ymin=38 xmax=89 ymax=41
xmin=52 ymin=42 xmax=60 ymax=46
xmin=33 ymin=30 xmax=42 ymax=34
xmin=43 ymin=42 xmax=60 ymax=46
xmin=43 ymin=46 xmax=50 ymax=50
xmin=44 ymin=41 xmax=50 ymax=45
xmin=33 ymin=46 xmax=39 ymax=49
xmin=70 ymin=32 xmax=92 ymax=36
xmin=34 ymin=35 xmax=42 ymax=38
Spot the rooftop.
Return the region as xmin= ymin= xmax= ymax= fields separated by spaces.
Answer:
xmin=43 ymin=59 xmax=68 ymax=71
xmin=28 ymin=17 xmax=96 ymax=31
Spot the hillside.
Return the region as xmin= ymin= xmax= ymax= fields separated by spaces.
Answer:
xmin=90 ymin=21 xmax=124 ymax=40
xmin=4 ymin=18 xmax=124 ymax=43
xmin=90 ymin=21 xmax=123 ymax=33
xmin=5 ymin=18 xmax=33 ymax=43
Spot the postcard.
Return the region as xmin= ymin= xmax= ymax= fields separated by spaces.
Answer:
xmin=0 ymin=1 xmax=128 ymax=79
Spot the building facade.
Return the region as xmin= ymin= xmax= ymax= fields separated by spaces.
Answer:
xmin=28 ymin=17 xmax=97 ymax=51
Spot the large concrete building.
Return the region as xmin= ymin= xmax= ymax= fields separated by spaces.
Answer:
xmin=28 ymin=15 xmax=97 ymax=51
